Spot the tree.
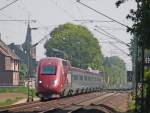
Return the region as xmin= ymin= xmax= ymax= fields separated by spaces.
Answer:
xmin=44 ymin=23 xmax=103 ymax=70
xmin=19 ymin=64 xmax=27 ymax=85
xmin=103 ymin=56 xmax=127 ymax=88
xmin=116 ymin=0 xmax=150 ymax=112
xmin=116 ymin=0 xmax=150 ymax=48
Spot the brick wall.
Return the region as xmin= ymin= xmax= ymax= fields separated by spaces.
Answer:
xmin=0 ymin=71 xmax=13 ymax=86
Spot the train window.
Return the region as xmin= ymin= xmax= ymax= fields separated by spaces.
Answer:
xmin=95 ymin=77 xmax=97 ymax=81
xmin=88 ymin=76 xmax=90 ymax=81
xmin=91 ymin=76 xmax=93 ymax=81
xmin=95 ymin=77 xmax=98 ymax=81
xmin=99 ymin=78 xmax=101 ymax=82
xmin=80 ymin=75 xmax=83 ymax=81
xmin=74 ymin=74 xmax=78 ymax=80
xmin=41 ymin=65 xmax=56 ymax=75
xmin=84 ymin=76 xmax=87 ymax=81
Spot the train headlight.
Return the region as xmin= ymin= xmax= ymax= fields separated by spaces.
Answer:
xmin=51 ymin=80 xmax=57 ymax=85
xmin=39 ymin=80 xmax=42 ymax=84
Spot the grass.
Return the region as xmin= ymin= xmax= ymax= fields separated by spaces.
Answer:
xmin=0 ymin=87 xmax=36 ymax=106
xmin=0 ymin=87 xmax=28 ymax=94
xmin=0 ymin=97 xmax=23 ymax=106
xmin=0 ymin=87 xmax=36 ymax=96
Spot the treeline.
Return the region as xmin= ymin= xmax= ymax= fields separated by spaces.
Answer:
xmin=103 ymin=56 xmax=127 ymax=89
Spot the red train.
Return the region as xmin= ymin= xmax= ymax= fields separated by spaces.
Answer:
xmin=36 ymin=57 xmax=104 ymax=100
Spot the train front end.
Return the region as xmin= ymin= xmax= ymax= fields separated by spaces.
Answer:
xmin=36 ymin=58 xmax=62 ymax=99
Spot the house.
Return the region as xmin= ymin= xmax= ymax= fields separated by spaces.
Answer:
xmin=0 ymin=39 xmax=20 ymax=86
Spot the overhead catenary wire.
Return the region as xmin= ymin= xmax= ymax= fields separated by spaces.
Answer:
xmin=0 ymin=12 xmax=13 ymax=18
xmin=99 ymin=41 xmax=119 ymax=43
xmin=75 ymin=2 xmax=85 ymax=20
xmin=94 ymin=26 xmax=130 ymax=47
xmin=0 ymin=0 xmax=20 ymax=11
xmin=0 ymin=1 xmax=36 ymax=24
xmin=97 ymin=33 xmax=130 ymax=56
xmin=94 ymin=29 xmax=129 ymax=47
xmin=0 ymin=12 xmax=24 ymax=24
xmin=32 ymin=33 xmax=50 ymax=47
xmin=99 ymin=41 xmax=130 ymax=56
xmin=0 ymin=19 xmax=36 ymax=22
xmin=108 ymin=42 xmax=130 ymax=56
xmin=49 ymin=0 xmax=75 ymax=19
xmin=76 ymin=0 xmax=131 ymax=29
xmin=95 ymin=25 xmax=126 ymax=31
xmin=73 ymin=19 xmax=114 ymax=23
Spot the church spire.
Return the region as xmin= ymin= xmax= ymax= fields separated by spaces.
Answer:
xmin=25 ymin=23 xmax=32 ymax=45
xmin=22 ymin=23 xmax=32 ymax=52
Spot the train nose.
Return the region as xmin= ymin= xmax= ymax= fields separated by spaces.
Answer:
xmin=38 ymin=80 xmax=58 ymax=88
xmin=51 ymin=80 xmax=58 ymax=86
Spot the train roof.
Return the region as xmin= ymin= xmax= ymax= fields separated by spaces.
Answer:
xmin=39 ymin=57 xmax=103 ymax=76
xmin=70 ymin=67 xmax=103 ymax=76
xmin=39 ymin=57 xmax=69 ymax=62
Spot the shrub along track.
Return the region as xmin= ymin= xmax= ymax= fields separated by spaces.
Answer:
xmin=0 ymin=91 xmax=129 ymax=113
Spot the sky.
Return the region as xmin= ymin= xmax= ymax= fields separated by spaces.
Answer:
xmin=0 ymin=0 xmax=136 ymax=70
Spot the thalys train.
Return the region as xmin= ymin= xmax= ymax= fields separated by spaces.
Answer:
xmin=36 ymin=57 xmax=105 ymax=100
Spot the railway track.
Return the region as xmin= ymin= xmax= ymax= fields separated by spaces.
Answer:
xmin=0 ymin=91 xmax=129 ymax=113
xmin=43 ymin=93 xmax=119 ymax=113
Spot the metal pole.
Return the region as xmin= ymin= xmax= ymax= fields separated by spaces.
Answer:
xmin=141 ymin=44 xmax=144 ymax=112
xmin=76 ymin=42 xmax=81 ymax=68
xmin=80 ymin=43 xmax=81 ymax=68
xmin=27 ymin=47 xmax=34 ymax=102
xmin=27 ymin=50 xmax=30 ymax=102
xmin=135 ymin=35 xmax=138 ymax=112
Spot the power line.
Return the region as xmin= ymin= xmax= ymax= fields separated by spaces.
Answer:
xmin=0 ymin=1 xmax=36 ymax=23
xmin=0 ymin=12 xmax=12 ymax=18
xmin=96 ymin=25 xmax=126 ymax=31
xmin=76 ymin=0 xmax=131 ymax=29
xmin=75 ymin=2 xmax=84 ymax=20
xmin=73 ymin=19 xmax=114 ymax=23
xmin=95 ymin=26 xmax=130 ymax=47
xmin=109 ymin=42 xmax=130 ymax=56
xmin=94 ymin=28 xmax=129 ymax=47
xmin=0 ymin=0 xmax=20 ymax=11
xmin=49 ymin=0 xmax=75 ymax=19
xmin=99 ymin=41 xmax=118 ymax=43
xmin=32 ymin=33 xmax=50 ymax=47
xmin=0 ymin=19 xmax=36 ymax=22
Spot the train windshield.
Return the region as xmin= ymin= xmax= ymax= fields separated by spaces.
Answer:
xmin=41 ymin=65 xmax=56 ymax=75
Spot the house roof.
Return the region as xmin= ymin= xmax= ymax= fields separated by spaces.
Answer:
xmin=0 ymin=39 xmax=20 ymax=60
